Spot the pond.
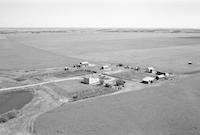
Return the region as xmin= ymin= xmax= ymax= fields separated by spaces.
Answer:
xmin=0 ymin=90 xmax=33 ymax=115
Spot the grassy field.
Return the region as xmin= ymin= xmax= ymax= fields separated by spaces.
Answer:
xmin=46 ymin=79 xmax=118 ymax=101
xmin=3 ymin=31 xmax=200 ymax=73
xmin=35 ymin=75 xmax=200 ymax=135
xmin=0 ymin=36 xmax=81 ymax=70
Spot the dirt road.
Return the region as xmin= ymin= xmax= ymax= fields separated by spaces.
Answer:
xmin=0 ymin=76 xmax=83 ymax=92
xmin=0 ymin=75 xmax=85 ymax=135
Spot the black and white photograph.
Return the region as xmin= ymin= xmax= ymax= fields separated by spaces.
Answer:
xmin=0 ymin=0 xmax=200 ymax=135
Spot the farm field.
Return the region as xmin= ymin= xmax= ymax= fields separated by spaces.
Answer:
xmin=1 ymin=29 xmax=200 ymax=135
xmin=0 ymin=34 xmax=81 ymax=70
xmin=2 ymin=30 xmax=200 ymax=73
xmin=35 ymin=74 xmax=200 ymax=135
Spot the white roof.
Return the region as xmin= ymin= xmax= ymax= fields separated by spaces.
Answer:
xmin=157 ymin=74 xmax=165 ymax=78
xmin=80 ymin=61 xmax=89 ymax=64
xmin=147 ymin=67 xmax=155 ymax=70
xmin=142 ymin=76 xmax=155 ymax=81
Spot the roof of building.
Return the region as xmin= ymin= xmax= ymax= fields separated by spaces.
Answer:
xmin=156 ymin=74 xmax=165 ymax=78
xmin=142 ymin=76 xmax=155 ymax=81
xmin=80 ymin=61 xmax=89 ymax=64
xmin=147 ymin=67 xmax=155 ymax=70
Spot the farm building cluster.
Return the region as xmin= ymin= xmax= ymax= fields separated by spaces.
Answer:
xmin=82 ymin=74 xmax=125 ymax=90
xmin=64 ymin=61 xmax=174 ymax=89
xmin=65 ymin=61 xmax=95 ymax=70
xmin=141 ymin=67 xmax=172 ymax=84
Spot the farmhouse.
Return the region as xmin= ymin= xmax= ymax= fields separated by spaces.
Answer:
xmin=83 ymin=75 xmax=100 ymax=85
xmin=142 ymin=76 xmax=155 ymax=84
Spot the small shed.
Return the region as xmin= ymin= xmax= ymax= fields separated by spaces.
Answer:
xmin=134 ymin=66 xmax=140 ymax=71
xmin=188 ymin=61 xmax=192 ymax=65
xmin=142 ymin=76 xmax=155 ymax=84
xmin=64 ymin=67 xmax=69 ymax=71
xmin=156 ymin=71 xmax=165 ymax=75
xmin=146 ymin=67 xmax=156 ymax=73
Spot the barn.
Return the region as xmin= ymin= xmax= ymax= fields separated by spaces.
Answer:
xmin=142 ymin=76 xmax=156 ymax=84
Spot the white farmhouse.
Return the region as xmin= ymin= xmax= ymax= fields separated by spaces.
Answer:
xmin=83 ymin=75 xmax=100 ymax=85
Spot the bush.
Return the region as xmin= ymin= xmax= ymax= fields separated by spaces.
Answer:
xmin=0 ymin=109 xmax=18 ymax=123
xmin=99 ymin=79 xmax=104 ymax=85
xmin=105 ymin=83 xmax=112 ymax=88
xmin=116 ymin=79 xmax=125 ymax=86
xmin=117 ymin=64 xmax=123 ymax=67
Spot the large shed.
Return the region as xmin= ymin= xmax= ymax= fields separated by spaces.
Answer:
xmin=80 ymin=61 xmax=89 ymax=65
xmin=142 ymin=76 xmax=155 ymax=84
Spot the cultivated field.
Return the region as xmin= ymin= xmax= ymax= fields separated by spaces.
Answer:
xmin=1 ymin=29 xmax=200 ymax=135
xmin=3 ymin=30 xmax=200 ymax=73
xmin=35 ymin=75 xmax=200 ymax=135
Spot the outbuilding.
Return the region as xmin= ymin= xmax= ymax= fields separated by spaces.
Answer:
xmin=146 ymin=67 xmax=156 ymax=73
xmin=64 ymin=66 xmax=69 ymax=71
xmin=165 ymin=73 xmax=170 ymax=77
xmin=134 ymin=66 xmax=140 ymax=71
xmin=80 ymin=61 xmax=89 ymax=65
xmin=156 ymin=71 xmax=165 ymax=75
xmin=156 ymin=74 xmax=166 ymax=80
xmin=80 ymin=61 xmax=89 ymax=67
xmin=101 ymin=65 xmax=111 ymax=70
xmin=188 ymin=61 xmax=192 ymax=65
xmin=142 ymin=76 xmax=155 ymax=84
